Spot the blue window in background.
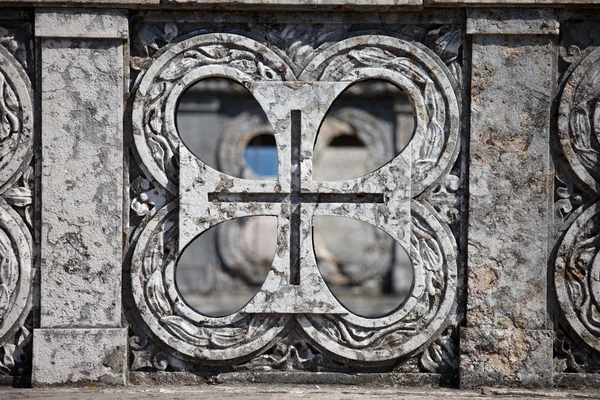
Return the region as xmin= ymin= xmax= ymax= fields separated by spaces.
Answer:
xmin=244 ymin=134 xmax=278 ymax=177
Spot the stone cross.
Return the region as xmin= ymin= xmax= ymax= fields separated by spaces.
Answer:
xmin=181 ymin=82 xmax=401 ymax=314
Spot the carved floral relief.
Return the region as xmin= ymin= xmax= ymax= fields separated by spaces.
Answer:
xmin=0 ymin=43 xmax=33 ymax=380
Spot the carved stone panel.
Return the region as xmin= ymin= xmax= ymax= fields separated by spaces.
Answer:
xmin=0 ymin=43 xmax=34 ymax=381
xmin=555 ymin=36 xmax=600 ymax=363
xmin=553 ymin=12 xmax=600 ymax=381
xmin=127 ymin=13 xmax=463 ymax=374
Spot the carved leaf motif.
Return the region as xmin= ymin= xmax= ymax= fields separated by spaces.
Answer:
xmin=161 ymin=315 xmax=254 ymax=349
xmin=426 ymin=27 xmax=461 ymax=65
xmin=0 ymin=72 xmax=20 ymax=161
xmin=143 ymin=231 xmax=172 ymax=316
xmin=419 ymin=327 xmax=457 ymax=373
xmin=145 ymin=267 xmax=172 ymax=316
xmin=0 ymin=285 xmax=8 ymax=317
xmin=0 ymin=229 xmax=18 ymax=319
xmin=161 ymin=316 xmax=210 ymax=346
xmin=158 ymin=47 xmax=279 ymax=82
xmin=427 ymin=174 xmax=460 ymax=225
xmin=569 ymin=66 xmax=600 ymax=176
xmin=560 ymin=212 xmax=600 ymax=338
xmin=3 ymin=187 xmax=31 ymax=208
xmin=412 ymin=215 xmax=444 ymax=300
xmin=266 ymin=25 xmax=345 ymax=73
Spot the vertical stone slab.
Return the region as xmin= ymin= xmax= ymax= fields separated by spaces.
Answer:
xmin=32 ymin=9 xmax=128 ymax=386
xmin=462 ymin=9 xmax=557 ymax=388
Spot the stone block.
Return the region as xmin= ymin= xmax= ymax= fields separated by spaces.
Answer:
xmin=39 ymin=14 xmax=125 ymax=328
xmin=467 ymin=9 xmax=559 ymax=35
xmin=460 ymin=328 xmax=553 ymax=388
xmin=36 ymin=9 xmax=128 ymax=39
xmin=32 ymin=328 xmax=127 ymax=386
xmin=467 ymin=34 xmax=554 ymax=331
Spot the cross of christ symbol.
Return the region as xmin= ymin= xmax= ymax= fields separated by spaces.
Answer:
xmin=180 ymin=81 xmax=412 ymax=314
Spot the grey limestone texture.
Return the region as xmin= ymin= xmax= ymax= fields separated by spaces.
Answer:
xmin=39 ymin=38 xmax=124 ymax=328
xmin=467 ymin=33 xmax=553 ymax=331
xmin=0 ymin=0 xmax=599 ymax=391
xmin=466 ymin=9 xmax=559 ymax=35
xmin=460 ymin=328 xmax=554 ymax=388
xmin=464 ymin=9 xmax=556 ymax=387
xmin=32 ymin=329 xmax=127 ymax=386
xmin=3 ymin=385 xmax=600 ymax=400
xmin=35 ymin=10 xmax=128 ymax=39
xmin=32 ymin=9 xmax=128 ymax=387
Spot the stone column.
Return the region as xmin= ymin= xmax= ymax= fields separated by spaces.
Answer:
xmin=461 ymin=9 xmax=557 ymax=388
xmin=32 ymin=10 xmax=128 ymax=386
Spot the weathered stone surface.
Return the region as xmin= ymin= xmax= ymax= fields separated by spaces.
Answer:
xmin=39 ymin=37 xmax=124 ymax=328
xmin=464 ymin=10 xmax=556 ymax=388
xmin=128 ymin=29 xmax=460 ymax=365
xmin=32 ymin=329 xmax=127 ymax=386
xmin=32 ymin=10 xmax=128 ymax=387
xmin=467 ymin=35 xmax=553 ymax=330
xmin=0 ymin=0 xmax=599 ymax=390
xmin=460 ymin=328 xmax=553 ymax=388
xmin=4 ymin=385 xmax=600 ymax=399
xmin=467 ymin=9 xmax=559 ymax=35
xmin=0 ymin=33 xmax=34 ymax=385
xmin=36 ymin=9 xmax=127 ymax=39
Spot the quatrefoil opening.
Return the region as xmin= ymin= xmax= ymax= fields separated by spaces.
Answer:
xmin=131 ymin=32 xmax=459 ymax=363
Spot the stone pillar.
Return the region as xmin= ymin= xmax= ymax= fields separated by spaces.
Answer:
xmin=461 ymin=9 xmax=557 ymax=388
xmin=32 ymin=9 xmax=128 ymax=386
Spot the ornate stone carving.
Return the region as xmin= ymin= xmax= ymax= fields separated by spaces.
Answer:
xmin=555 ymin=202 xmax=600 ymax=353
xmin=0 ymin=45 xmax=33 ymax=377
xmin=130 ymin=32 xmax=459 ymax=365
xmin=556 ymin=46 xmax=600 ymax=357
xmin=558 ymin=47 xmax=600 ymax=195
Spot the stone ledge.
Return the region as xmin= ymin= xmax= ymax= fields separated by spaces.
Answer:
xmin=2 ymin=385 xmax=600 ymax=399
xmin=130 ymin=371 xmax=451 ymax=387
xmin=467 ymin=8 xmax=559 ymax=35
xmin=36 ymin=9 xmax=128 ymax=39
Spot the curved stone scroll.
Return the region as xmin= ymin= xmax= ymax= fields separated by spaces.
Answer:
xmin=130 ymin=202 xmax=290 ymax=361
xmin=131 ymin=33 xmax=296 ymax=195
xmin=299 ymin=201 xmax=457 ymax=362
xmin=299 ymin=35 xmax=460 ymax=196
xmin=555 ymin=202 xmax=600 ymax=354
xmin=558 ymin=47 xmax=600 ymax=194
xmin=131 ymin=34 xmax=295 ymax=362
xmin=0 ymin=46 xmax=33 ymax=349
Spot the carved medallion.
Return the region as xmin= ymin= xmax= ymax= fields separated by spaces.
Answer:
xmin=130 ymin=32 xmax=459 ymax=363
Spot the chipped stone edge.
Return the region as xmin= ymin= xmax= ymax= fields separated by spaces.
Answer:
xmin=35 ymin=9 xmax=128 ymax=39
